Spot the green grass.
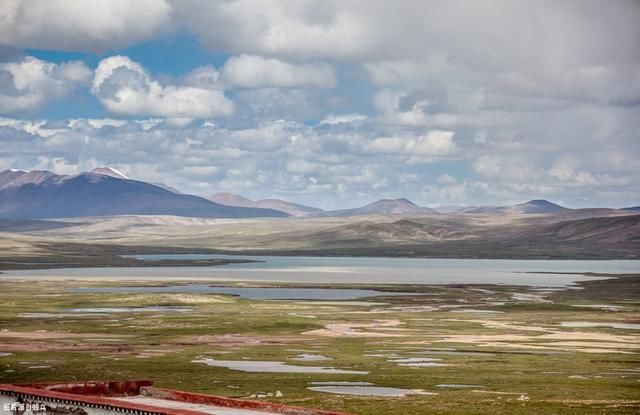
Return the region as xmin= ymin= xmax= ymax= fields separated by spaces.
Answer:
xmin=0 ymin=277 xmax=638 ymax=415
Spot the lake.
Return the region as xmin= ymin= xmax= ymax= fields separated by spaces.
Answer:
xmin=3 ymin=254 xmax=638 ymax=287
xmin=75 ymin=284 xmax=422 ymax=300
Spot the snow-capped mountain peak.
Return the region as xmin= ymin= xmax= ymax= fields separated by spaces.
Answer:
xmin=91 ymin=166 xmax=130 ymax=179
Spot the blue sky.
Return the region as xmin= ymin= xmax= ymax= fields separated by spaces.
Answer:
xmin=0 ymin=0 xmax=638 ymax=209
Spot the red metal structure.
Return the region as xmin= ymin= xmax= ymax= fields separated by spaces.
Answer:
xmin=0 ymin=381 xmax=351 ymax=415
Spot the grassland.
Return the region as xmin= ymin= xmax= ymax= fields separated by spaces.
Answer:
xmin=0 ymin=274 xmax=638 ymax=414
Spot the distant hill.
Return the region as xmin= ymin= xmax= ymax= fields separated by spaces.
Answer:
xmin=209 ymin=192 xmax=254 ymax=207
xmin=0 ymin=218 xmax=77 ymax=232
xmin=274 ymin=213 xmax=640 ymax=258
xmin=308 ymin=218 xmax=467 ymax=244
xmin=0 ymin=169 xmax=288 ymax=219
xmin=250 ymin=199 xmax=324 ymax=217
xmin=432 ymin=205 xmax=465 ymax=213
xmin=320 ymin=198 xmax=437 ymax=217
xmin=461 ymin=199 xmax=567 ymax=214
xmin=511 ymin=199 xmax=567 ymax=213
xmin=209 ymin=192 xmax=323 ymax=217
xmin=0 ymin=169 xmax=61 ymax=190
xmin=457 ymin=205 xmax=503 ymax=214
xmin=511 ymin=214 xmax=640 ymax=245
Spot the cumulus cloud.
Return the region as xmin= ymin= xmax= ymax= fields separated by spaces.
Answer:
xmin=0 ymin=56 xmax=91 ymax=113
xmin=0 ymin=0 xmax=171 ymax=52
xmin=91 ymin=56 xmax=234 ymax=119
xmin=172 ymin=1 xmax=640 ymax=68
xmin=369 ymin=130 xmax=456 ymax=158
xmin=472 ymin=155 xmax=541 ymax=183
xmin=548 ymin=156 xmax=596 ymax=186
xmin=233 ymin=87 xmax=325 ymax=123
xmin=1 ymin=117 xmax=638 ymax=208
xmin=172 ymin=0 xmax=372 ymax=59
xmin=320 ymin=114 xmax=368 ymax=125
xmin=1 ymin=1 xmax=638 ymax=208
xmin=220 ymin=55 xmax=336 ymax=88
xmin=183 ymin=65 xmax=223 ymax=89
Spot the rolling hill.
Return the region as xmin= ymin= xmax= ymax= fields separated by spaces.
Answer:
xmin=209 ymin=192 xmax=323 ymax=217
xmin=319 ymin=198 xmax=437 ymax=217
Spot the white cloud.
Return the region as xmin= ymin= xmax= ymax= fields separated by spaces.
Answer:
xmin=369 ymin=130 xmax=456 ymax=158
xmin=0 ymin=0 xmax=171 ymax=52
xmin=172 ymin=1 xmax=640 ymax=73
xmin=319 ymin=114 xmax=368 ymax=125
xmin=91 ymin=56 xmax=234 ymax=119
xmin=1 ymin=116 xmax=638 ymax=208
xmin=0 ymin=1 xmax=638 ymax=209
xmin=0 ymin=56 xmax=91 ymax=113
xmin=472 ymin=155 xmax=539 ymax=183
xmin=221 ymin=55 xmax=336 ymax=88
xmin=286 ymin=159 xmax=321 ymax=175
xmin=183 ymin=65 xmax=223 ymax=89
xmin=436 ymin=173 xmax=457 ymax=185
xmin=173 ymin=0 xmax=372 ymax=59
xmin=549 ymin=156 xmax=596 ymax=186
xmin=233 ymin=87 xmax=324 ymax=121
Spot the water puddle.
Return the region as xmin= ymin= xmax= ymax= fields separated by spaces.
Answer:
xmin=561 ymin=321 xmax=640 ymax=330
xmin=18 ymin=312 xmax=101 ymax=318
xmin=410 ymin=349 xmax=496 ymax=356
xmin=397 ymin=362 xmax=450 ymax=367
xmin=449 ymin=309 xmax=505 ymax=314
xmin=308 ymin=385 xmax=436 ymax=397
xmin=511 ymin=293 xmax=552 ymax=303
xmin=290 ymin=354 xmax=332 ymax=361
xmin=571 ymin=304 xmax=624 ymax=312
xmin=64 ymin=306 xmax=192 ymax=313
xmin=192 ymin=358 xmax=368 ymax=374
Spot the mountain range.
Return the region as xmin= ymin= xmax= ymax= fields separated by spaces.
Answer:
xmin=0 ymin=167 xmax=637 ymax=220
xmin=316 ymin=198 xmax=437 ymax=217
xmin=208 ymin=192 xmax=323 ymax=217
xmin=0 ymin=168 xmax=286 ymax=219
xmin=457 ymin=199 xmax=568 ymax=214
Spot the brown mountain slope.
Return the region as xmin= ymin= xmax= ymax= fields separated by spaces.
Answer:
xmin=308 ymin=218 xmax=470 ymax=244
xmin=509 ymin=214 xmax=640 ymax=244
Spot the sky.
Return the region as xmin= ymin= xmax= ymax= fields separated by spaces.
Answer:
xmin=0 ymin=0 xmax=639 ymax=209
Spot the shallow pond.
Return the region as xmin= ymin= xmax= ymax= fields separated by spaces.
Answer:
xmin=192 ymin=358 xmax=368 ymax=374
xmin=64 ymin=306 xmax=192 ymax=313
xmin=560 ymin=321 xmax=640 ymax=330
xmin=307 ymin=385 xmax=436 ymax=396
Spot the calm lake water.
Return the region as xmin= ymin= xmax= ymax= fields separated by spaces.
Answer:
xmin=4 ymin=254 xmax=639 ymax=287
xmin=75 ymin=284 xmax=421 ymax=300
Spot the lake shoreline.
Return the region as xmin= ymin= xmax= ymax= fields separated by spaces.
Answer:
xmin=3 ymin=253 xmax=638 ymax=288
